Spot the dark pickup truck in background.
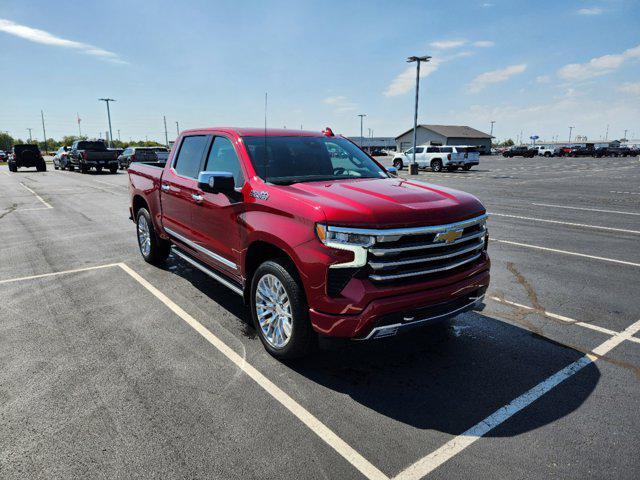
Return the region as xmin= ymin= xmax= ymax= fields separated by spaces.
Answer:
xmin=118 ymin=146 xmax=169 ymax=170
xmin=8 ymin=144 xmax=46 ymax=172
xmin=68 ymin=140 xmax=119 ymax=173
xmin=128 ymin=127 xmax=490 ymax=359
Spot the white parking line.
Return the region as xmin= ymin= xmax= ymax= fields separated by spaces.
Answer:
xmin=118 ymin=263 xmax=388 ymax=480
xmin=0 ymin=263 xmax=121 ymax=285
xmin=19 ymin=182 xmax=53 ymax=209
xmin=490 ymin=212 xmax=640 ymax=235
xmin=393 ymin=318 xmax=640 ymax=480
xmin=488 ymin=296 xmax=640 ymax=344
xmin=532 ymin=203 xmax=640 ymax=217
xmin=1 ymin=171 xmax=9 ymax=176
xmin=493 ymin=239 xmax=640 ymax=268
xmin=610 ymin=191 xmax=640 ymax=195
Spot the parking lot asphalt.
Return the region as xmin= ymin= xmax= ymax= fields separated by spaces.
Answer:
xmin=1 ymin=155 xmax=639 ymax=479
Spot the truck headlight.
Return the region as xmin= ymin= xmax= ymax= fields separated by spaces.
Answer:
xmin=315 ymin=224 xmax=372 ymax=268
xmin=315 ymin=224 xmax=375 ymax=247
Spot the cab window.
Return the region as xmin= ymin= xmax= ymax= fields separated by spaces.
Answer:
xmin=204 ymin=136 xmax=245 ymax=188
xmin=173 ymin=135 xmax=209 ymax=178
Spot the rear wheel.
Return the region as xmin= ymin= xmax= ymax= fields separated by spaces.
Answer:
xmin=80 ymin=163 xmax=88 ymax=174
xmin=393 ymin=158 xmax=404 ymax=170
xmin=8 ymin=163 xmax=17 ymax=172
xmin=136 ymin=207 xmax=171 ymax=265
xmin=431 ymin=159 xmax=443 ymax=172
xmin=462 ymin=165 xmax=472 ymax=171
xmin=109 ymin=165 xmax=118 ymax=174
xmin=251 ymin=259 xmax=316 ymax=359
xmin=36 ymin=161 xmax=46 ymax=172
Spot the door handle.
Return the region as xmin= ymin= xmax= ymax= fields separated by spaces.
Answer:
xmin=192 ymin=193 xmax=203 ymax=203
xmin=160 ymin=184 xmax=170 ymax=191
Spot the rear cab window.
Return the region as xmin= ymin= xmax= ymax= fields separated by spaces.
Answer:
xmin=173 ymin=135 xmax=209 ymax=179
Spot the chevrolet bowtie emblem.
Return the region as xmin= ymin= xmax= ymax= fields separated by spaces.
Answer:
xmin=434 ymin=229 xmax=464 ymax=243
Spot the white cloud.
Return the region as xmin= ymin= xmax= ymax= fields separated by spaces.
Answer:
xmin=0 ymin=18 xmax=126 ymax=64
xmin=536 ymin=75 xmax=551 ymax=83
xmin=577 ymin=7 xmax=603 ymax=15
xmin=430 ymin=39 xmax=467 ymax=50
xmin=482 ymin=3 xmax=494 ymax=7
xmin=384 ymin=58 xmax=444 ymax=97
xmin=467 ymin=64 xmax=527 ymax=93
xmin=323 ymin=95 xmax=357 ymax=113
xmin=473 ymin=40 xmax=495 ymax=48
xmin=558 ymin=44 xmax=640 ymax=81
xmin=618 ymin=82 xmax=640 ymax=95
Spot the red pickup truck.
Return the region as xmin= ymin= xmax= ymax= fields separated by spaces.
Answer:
xmin=128 ymin=127 xmax=490 ymax=359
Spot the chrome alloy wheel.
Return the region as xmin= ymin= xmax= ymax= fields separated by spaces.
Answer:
xmin=137 ymin=215 xmax=151 ymax=257
xmin=255 ymin=274 xmax=293 ymax=349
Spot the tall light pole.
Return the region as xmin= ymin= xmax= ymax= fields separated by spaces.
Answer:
xmin=77 ymin=113 xmax=82 ymax=137
xmin=40 ymin=110 xmax=47 ymax=152
xmin=568 ymin=126 xmax=574 ymax=144
xmin=357 ymin=114 xmax=366 ymax=151
xmin=175 ymin=121 xmax=180 ymax=136
xmin=623 ymin=129 xmax=628 ymax=140
xmin=407 ymin=55 xmax=431 ymax=174
xmin=490 ymin=120 xmax=495 ymax=137
xmin=605 ymin=124 xmax=609 ymax=141
xmin=163 ymin=116 xmax=169 ymax=147
xmin=117 ymin=129 xmax=121 ymax=142
xmin=99 ymin=98 xmax=115 ymax=148
xmin=27 ymin=128 xmax=33 ymax=143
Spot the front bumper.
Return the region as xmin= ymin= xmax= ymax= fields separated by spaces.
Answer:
xmin=308 ymin=267 xmax=490 ymax=339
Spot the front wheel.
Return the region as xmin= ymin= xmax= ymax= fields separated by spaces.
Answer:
xmin=462 ymin=165 xmax=472 ymax=171
xmin=109 ymin=166 xmax=118 ymax=174
xmin=80 ymin=163 xmax=88 ymax=174
xmin=431 ymin=159 xmax=443 ymax=172
xmin=136 ymin=207 xmax=171 ymax=265
xmin=393 ymin=158 xmax=404 ymax=170
xmin=251 ymin=259 xmax=316 ymax=359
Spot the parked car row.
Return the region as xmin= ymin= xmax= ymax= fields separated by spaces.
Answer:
xmin=51 ymin=142 xmax=169 ymax=173
xmin=501 ymin=144 xmax=639 ymax=158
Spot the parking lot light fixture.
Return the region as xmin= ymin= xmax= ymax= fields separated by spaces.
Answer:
xmin=99 ymin=98 xmax=115 ymax=148
xmin=568 ymin=126 xmax=574 ymax=144
xmin=357 ymin=114 xmax=367 ymax=151
xmin=407 ymin=55 xmax=431 ymax=175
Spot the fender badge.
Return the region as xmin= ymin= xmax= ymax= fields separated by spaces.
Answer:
xmin=250 ymin=190 xmax=269 ymax=200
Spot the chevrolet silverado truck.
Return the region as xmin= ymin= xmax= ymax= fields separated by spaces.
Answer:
xmin=68 ymin=140 xmax=119 ymax=173
xmin=128 ymin=128 xmax=490 ymax=359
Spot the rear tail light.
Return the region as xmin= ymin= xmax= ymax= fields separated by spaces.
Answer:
xmin=130 ymin=154 xmax=136 ymax=162
xmin=82 ymin=151 xmax=88 ymax=160
xmin=447 ymin=154 xmax=451 ymax=160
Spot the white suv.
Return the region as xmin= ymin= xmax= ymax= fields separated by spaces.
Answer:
xmin=392 ymin=145 xmax=480 ymax=172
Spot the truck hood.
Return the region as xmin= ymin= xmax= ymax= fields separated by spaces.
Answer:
xmin=283 ymin=177 xmax=486 ymax=227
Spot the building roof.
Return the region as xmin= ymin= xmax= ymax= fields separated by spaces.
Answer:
xmin=395 ymin=124 xmax=493 ymax=140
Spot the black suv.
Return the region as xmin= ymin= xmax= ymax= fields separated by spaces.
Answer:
xmin=503 ymin=146 xmax=535 ymax=158
xmin=8 ymin=144 xmax=46 ymax=172
xmin=569 ymin=146 xmax=595 ymax=157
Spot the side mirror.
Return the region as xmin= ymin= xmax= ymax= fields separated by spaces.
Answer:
xmin=198 ymin=171 xmax=235 ymax=194
xmin=387 ymin=166 xmax=398 ymax=177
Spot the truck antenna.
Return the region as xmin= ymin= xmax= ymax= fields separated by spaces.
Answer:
xmin=264 ymin=92 xmax=269 ymax=182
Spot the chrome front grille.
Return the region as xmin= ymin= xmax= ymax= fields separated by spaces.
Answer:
xmin=366 ymin=214 xmax=488 ymax=283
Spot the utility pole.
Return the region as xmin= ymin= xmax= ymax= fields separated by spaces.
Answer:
xmin=98 ymin=98 xmax=115 ymax=148
xmin=117 ymin=129 xmax=121 ymax=142
xmin=175 ymin=121 xmax=180 ymax=136
xmin=407 ymin=55 xmax=432 ymax=175
xmin=77 ymin=113 xmax=82 ymax=137
xmin=163 ymin=116 xmax=169 ymax=147
xmin=40 ymin=110 xmax=47 ymax=152
xmin=490 ymin=120 xmax=495 ymax=137
xmin=605 ymin=124 xmax=609 ymax=141
xmin=623 ymin=129 xmax=628 ymax=140
xmin=357 ymin=114 xmax=366 ymax=151
xmin=27 ymin=128 xmax=33 ymax=143
xmin=568 ymin=126 xmax=574 ymax=144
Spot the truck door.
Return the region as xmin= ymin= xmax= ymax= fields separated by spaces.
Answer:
xmin=160 ymin=134 xmax=210 ymax=247
xmin=190 ymin=135 xmax=246 ymax=281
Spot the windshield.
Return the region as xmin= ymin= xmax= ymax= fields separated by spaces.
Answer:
xmin=243 ymin=136 xmax=388 ymax=185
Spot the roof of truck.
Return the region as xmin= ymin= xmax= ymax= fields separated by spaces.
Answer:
xmin=179 ymin=127 xmax=329 ymax=138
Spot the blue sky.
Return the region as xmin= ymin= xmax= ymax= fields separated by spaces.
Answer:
xmin=1 ymin=0 xmax=639 ymax=143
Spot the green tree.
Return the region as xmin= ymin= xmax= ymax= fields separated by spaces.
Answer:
xmin=0 ymin=132 xmax=14 ymax=152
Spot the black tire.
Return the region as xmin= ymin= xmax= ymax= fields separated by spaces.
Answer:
xmin=8 ymin=163 xmax=17 ymax=172
xmin=544 ymin=152 xmax=551 ymax=157
xmin=109 ymin=166 xmax=118 ymax=174
xmin=95 ymin=166 xmax=103 ymax=173
xmin=80 ymin=163 xmax=88 ymax=174
xmin=36 ymin=161 xmax=46 ymax=172
xmin=250 ymin=259 xmax=316 ymax=359
xmin=431 ymin=159 xmax=443 ymax=172
xmin=68 ymin=164 xmax=75 ymax=172
xmin=393 ymin=158 xmax=404 ymax=170
xmin=136 ymin=207 xmax=171 ymax=265
xmin=462 ymin=165 xmax=472 ymax=171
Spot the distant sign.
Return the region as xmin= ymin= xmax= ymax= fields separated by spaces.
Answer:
xmin=530 ymin=135 xmax=539 ymax=140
